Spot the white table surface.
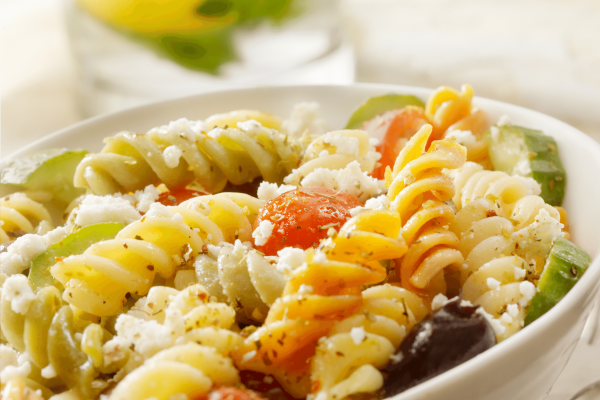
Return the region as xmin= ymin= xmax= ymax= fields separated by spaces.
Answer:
xmin=1 ymin=0 xmax=599 ymax=398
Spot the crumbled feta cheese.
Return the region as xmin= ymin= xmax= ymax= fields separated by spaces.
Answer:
xmin=74 ymin=195 xmax=141 ymax=228
xmin=298 ymin=284 xmax=313 ymax=294
xmin=172 ymin=213 xmax=184 ymax=224
xmin=318 ymin=150 xmax=330 ymax=158
xmin=1 ymin=275 xmax=36 ymax=314
xmin=237 ymin=119 xmax=263 ymax=135
xmin=132 ymin=185 xmax=161 ymax=213
xmin=512 ymin=159 xmax=532 ymax=177
xmin=446 ymin=130 xmax=478 ymax=146
xmin=109 ymin=314 xmax=175 ymax=358
xmin=252 ymin=220 xmax=274 ymax=246
xmin=431 ymin=293 xmax=449 ymax=311
xmin=301 ymin=161 xmax=380 ymax=203
xmin=162 ymin=145 xmax=182 ymax=168
xmin=256 ymin=182 xmax=296 ymax=201
xmin=323 ymin=132 xmax=360 ymax=156
xmin=242 ymin=350 xmax=257 ymax=363
xmin=145 ymin=202 xmax=175 ymax=219
xmin=486 ymin=278 xmax=501 ymax=290
xmin=513 ymin=267 xmax=527 ymax=279
xmin=475 ymin=308 xmax=506 ymax=336
xmin=0 ymin=345 xmax=18 ymax=374
xmin=313 ymin=251 xmax=328 ymax=263
xmin=0 ymin=362 xmax=31 ymax=384
xmin=41 ymin=363 xmax=57 ymax=379
xmin=512 ymin=208 xmax=564 ymax=259
xmin=500 ymin=312 xmax=513 ymax=324
xmin=389 ymin=352 xmax=404 ymax=364
xmin=497 ymin=115 xmax=512 ymax=127
xmin=350 ymin=327 xmax=366 ymax=345
xmin=518 ymin=281 xmax=537 ymax=306
xmin=349 ymin=195 xmax=391 ymax=216
xmin=276 ymin=248 xmax=306 ymax=273
xmin=281 ymin=102 xmax=328 ymax=137
xmin=206 ymin=244 xmax=222 ymax=259
xmin=0 ymin=226 xmax=67 ymax=276
xmin=147 ymin=118 xmax=203 ymax=142
xmin=507 ymin=304 xmax=520 ymax=318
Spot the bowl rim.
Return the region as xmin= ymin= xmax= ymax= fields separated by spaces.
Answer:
xmin=2 ymin=82 xmax=600 ymax=398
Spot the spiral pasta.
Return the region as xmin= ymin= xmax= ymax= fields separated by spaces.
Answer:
xmin=283 ymin=130 xmax=380 ymax=185
xmin=194 ymin=241 xmax=286 ymax=322
xmin=0 ymin=194 xmax=53 ymax=243
xmin=1 ymin=276 xmax=100 ymax=398
xmin=310 ymin=284 xmax=428 ymax=400
xmin=448 ymin=198 xmax=536 ymax=341
xmin=74 ymin=114 xmax=302 ymax=196
xmin=425 ymin=84 xmax=474 ymax=138
xmin=51 ymin=193 xmax=261 ymax=316
xmin=446 ymin=161 xmax=541 ymax=214
xmin=385 ymin=124 xmax=467 ymax=299
xmin=233 ymin=209 xmax=408 ymax=398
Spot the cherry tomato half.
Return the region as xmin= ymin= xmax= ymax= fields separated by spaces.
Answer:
xmin=362 ymin=106 xmax=429 ymax=179
xmin=157 ymin=187 xmax=207 ymax=206
xmin=193 ymin=387 xmax=265 ymax=400
xmin=253 ymin=187 xmax=361 ymax=256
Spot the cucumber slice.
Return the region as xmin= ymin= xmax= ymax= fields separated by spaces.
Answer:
xmin=345 ymin=94 xmax=425 ymax=130
xmin=524 ymin=237 xmax=592 ymax=325
xmin=484 ymin=125 xmax=566 ymax=206
xmin=29 ymin=222 xmax=124 ymax=290
xmin=1 ymin=148 xmax=88 ymax=205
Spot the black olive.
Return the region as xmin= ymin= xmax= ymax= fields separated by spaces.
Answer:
xmin=382 ymin=298 xmax=497 ymax=396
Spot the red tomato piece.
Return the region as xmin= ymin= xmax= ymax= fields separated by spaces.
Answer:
xmin=193 ymin=387 xmax=266 ymax=400
xmin=157 ymin=187 xmax=207 ymax=206
xmin=253 ymin=187 xmax=361 ymax=256
xmin=362 ymin=106 xmax=429 ymax=179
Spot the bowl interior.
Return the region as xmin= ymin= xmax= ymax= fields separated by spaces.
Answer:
xmin=2 ymin=83 xmax=600 ymax=399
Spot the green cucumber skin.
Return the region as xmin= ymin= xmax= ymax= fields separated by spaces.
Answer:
xmin=29 ymin=223 xmax=124 ymax=291
xmin=485 ymin=125 xmax=566 ymax=206
xmin=345 ymin=94 xmax=425 ymax=130
xmin=1 ymin=149 xmax=88 ymax=205
xmin=520 ymin=127 xmax=566 ymax=206
xmin=524 ymin=237 xmax=592 ymax=326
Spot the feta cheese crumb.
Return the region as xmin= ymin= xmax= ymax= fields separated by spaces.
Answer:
xmin=487 ymin=277 xmax=501 ymax=290
xmin=0 ymin=226 xmax=67 ymax=275
xmin=237 ymin=119 xmax=263 ymax=135
xmin=350 ymin=195 xmax=391 ymax=216
xmin=490 ymin=126 xmax=500 ymax=141
xmin=350 ymin=327 xmax=366 ymax=345
xmin=276 ymin=248 xmax=306 ymax=273
xmin=431 ymin=293 xmax=449 ymax=311
xmin=74 ymin=195 xmax=141 ymax=228
xmin=475 ymin=308 xmax=506 ymax=336
xmin=512 ymin=159 xmax=532 ymax=177
xmin=500 ymin=312 xmax=513 ymax=324
xmin=162 ymin=145 xmax=182 ymax=168
xmin=313 ymin=251 xmax=327 ymax=263
xmin=518 ymin=281 xmax=537 ymax=306
xmin=242 ymin=350 xmax=257 ymax=363
xmin=41 ymin=363 xmax=57 ymax=379
xmin=298 ymin=284 xmax=313 ymax=294
xmin=460 ymin=299 xmax=474 ymax=308
xmin=2 ymin=275 xmax=36 ymax=314
xmin=507 ymin=304 xmax=520 ymax=318
xmin=281 ymin=102 xmax=328 ymax=137
xmin=252 ymin=220 xmax=274 ymax=246
xmin=389 ymin=352 xmax=404 ymax=364
xmin=0 ymin=344 xmax=18 ymax=374
xmin=446 ymin=130 xmax=477 ymax=146
xmin=513 ymin=267 xmax=527 ymax=279
xmin=257 ymin=182 xmax=296 ymax=201
xmin=323 ymin=132 xmax=360 ymax=156
xmin=301 ymin=161 xmax=380 ymax=203
xmin=497 ymin=115 xmax=512 ymax=127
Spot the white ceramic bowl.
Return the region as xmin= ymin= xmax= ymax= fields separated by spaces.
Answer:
xmin=2 ymin=84 xmax=599 ymax=400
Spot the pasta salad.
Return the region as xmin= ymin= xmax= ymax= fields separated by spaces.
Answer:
xmin=0 ymin=85 xmax=592 ymax=400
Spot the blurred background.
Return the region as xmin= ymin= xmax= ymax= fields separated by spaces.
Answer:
xmin=1 ymin=0 xmax=600 ymax=397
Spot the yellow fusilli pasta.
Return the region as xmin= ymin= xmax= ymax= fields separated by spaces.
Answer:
xmin=74 ymin=113 xmax=301 ymax=195
xmin=0 ymin=194 xmax=53 ymax=243
xmin=386 ymin=124 xmax=467 ymax=299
